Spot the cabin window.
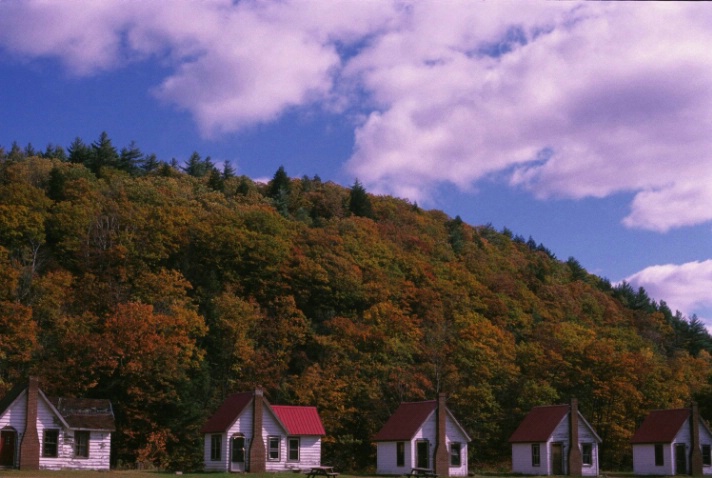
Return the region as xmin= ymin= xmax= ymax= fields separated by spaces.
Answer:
xmin=450 ymin=442 xmax=462 ymax=467
xmin=396 ymin=441 xmax=405 ymax=467
xmin=268 ymin=436 xmax=280 ymax=461
xmin=531 ymin=444 xmax=540 ymax=467
xmin=582 ymin=443 xmax=592 ymax=466
xmin=75 ymin=431 xmax=90 ymax=458
xmin=42 ymin=429 xmax=59 ymax=458
xmin=655 ymin=444 xmax=664 ymax=466
xmin=210 ymin=434 xmax=222 ymax=461
xmin=703 ymin=445 xmax=711 ymax=467
xmin=288 ymin=437 xmax=300 ymax=462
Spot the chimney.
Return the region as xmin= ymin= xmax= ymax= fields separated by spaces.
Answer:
xmin=434 ymin=393 xmax=450 ymax=477
xmin=568 ymin=398 xmax=582 ymax=476
xmin=20 ymin=377 xmax=41 ymax=470
xmin=690 ymin=402 xmax=703 ymax=476
xmin=249 ymin=387 xmax=266 ymax=472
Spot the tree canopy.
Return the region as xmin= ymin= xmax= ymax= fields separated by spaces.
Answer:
xmin=1 ymin=139 xmax=711 ymax=472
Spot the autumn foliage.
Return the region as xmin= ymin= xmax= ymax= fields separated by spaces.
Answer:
xmin=0 ymin=146 xmax=711 ymax=471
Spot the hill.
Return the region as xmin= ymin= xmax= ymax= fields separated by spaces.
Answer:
xmin=0 ymin=143 xmax=711 ymax=471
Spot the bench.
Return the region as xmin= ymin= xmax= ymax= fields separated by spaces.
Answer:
xmin=305 ymin=466 xmax=339 ymax=478
xmin=408 ymin=467 xmax=438 ymax=478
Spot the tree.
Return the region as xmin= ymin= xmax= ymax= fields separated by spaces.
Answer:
xmin=89 ymin=131 xmax=120 ymax=174
xmin=119 ymin=140 xmax=143 ymax=174
xmin=348 ymin=179 xmax=373 ymax=218
xmin=67 ymin=137 xmax=92 ymax=165
xmin=222 ymin=161 xmax=236 ymax=180
xmin=267 ymin=165 xmax=290 ymax=199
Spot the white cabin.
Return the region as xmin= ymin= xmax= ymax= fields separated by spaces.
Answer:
xmin=631 ymin=404 xmax=712 ymax=475
xmin=374 ymin=394 xmax=470 ymax=477
xmin=0 ymin=377 xmax=114 ymax=471
xmin=201 ymin=388 xmax=325 ymax=473
xmin=509 ymin=400 xmax=601 ymax=476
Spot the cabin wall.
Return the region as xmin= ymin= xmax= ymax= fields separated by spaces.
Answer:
xmin=633 ymin=444 xmax=674 ymax=476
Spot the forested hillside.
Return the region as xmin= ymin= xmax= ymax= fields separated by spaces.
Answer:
xmin=1 ymin=135 xmax=711 ymax=471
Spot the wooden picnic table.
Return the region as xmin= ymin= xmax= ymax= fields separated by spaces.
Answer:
xmin=305 ymin=466 xmax=339 ymax=478
xmin=408 ymin=467 xmax=438 ymax=478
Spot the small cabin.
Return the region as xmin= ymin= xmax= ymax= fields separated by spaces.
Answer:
xmin=631 ymin=403 xmax=712 ymax=475
xmin=0 ymin=377 xmax=114 ymax=471
xmin=373 ymin=394 xmax=471 ymax=477
xmin=509 ymin=399 xmax=601 ymax=476
xmin=201 ymin=388 xmax=325 ymax=473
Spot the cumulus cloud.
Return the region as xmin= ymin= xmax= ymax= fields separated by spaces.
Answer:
xmin=1 ymin=1 xmax=712 ymax=232
xmin=626 ymin=260 xmax=712 ymax=324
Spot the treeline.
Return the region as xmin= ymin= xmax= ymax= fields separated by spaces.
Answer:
xmin=0 ymin=136 xmax=711 ymax=472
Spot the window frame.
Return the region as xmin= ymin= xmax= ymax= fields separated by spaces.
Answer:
xmin=531 ymin=443 xmax=541 ymax=467
xmin=210 ymin=434 xmax=222 ymax=461
xmin=287 ymin=437 xmax=300 ymax=462
xmin=654 ymin=443 xmax=664 ymax=467
xmin=581 ymin=443 xmax=592 ymax=466
xmin=42 ymin=429 xmax=59 ymax=458
xmin=450 ymin=442 xmax=462 ymax=467
xmin=268 ymin=436 xmax=281 ymax=461
xmin=396 ymin=441 xmax=405 ymax=467
xmin=75 ymin=430 xmax=90 ymax=458
xmin=703 ymin=444 xmax=711 ymax=467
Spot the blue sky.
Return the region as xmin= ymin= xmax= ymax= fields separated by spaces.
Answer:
xmin=1 ymin=1 xmax=712 ymax=325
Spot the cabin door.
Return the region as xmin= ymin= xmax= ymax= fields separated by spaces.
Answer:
xmin=416 ymin=440 xmax=430 ymax=469
xmin=0 ymin=430 xmax=16 ymax=467
xmin=230 ymin=435 xmax=246 ymax=472
xmin=551 ymin=443 xmax=563 ymax=475
xmin=675 ymin=443 xmax=687 ymax=475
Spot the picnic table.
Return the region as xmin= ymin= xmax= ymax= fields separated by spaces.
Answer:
xmin=305 ymin=466 xmax=339 ymax=478
xmin=408 ymin=467 xmax=438 ymax=478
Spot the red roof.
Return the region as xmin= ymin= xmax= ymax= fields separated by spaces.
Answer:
xmin=272 ymin=405 xmax=325 ymax=436
xmin=373 ymin=401 xmax=437 ymax=441
xmin=509 ymin=405 xmax=569 ymax=443
xmin=631 ymin=409 xmax=690 ymax=444
xmin=201 ymin=392 xmax=253 ymax=433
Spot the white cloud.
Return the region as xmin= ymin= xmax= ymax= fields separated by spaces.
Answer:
xmin=626 ymin=260 xmax=712 ymax=324
xmin=2 ymin=1 xmax=712 ymax=232
xmin=344 ymin=2 xmax=712 ymax=233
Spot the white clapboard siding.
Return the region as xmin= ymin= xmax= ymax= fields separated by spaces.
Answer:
xmin=0 ymin=389 xmax=27 ymax=431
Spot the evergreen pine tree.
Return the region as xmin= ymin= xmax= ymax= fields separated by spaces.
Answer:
xmin=348 ymin=179 xmax=374 ymax=218
xmin=140 ymin=153 xmax=160 ymax=173
xmin=89 ymin=131 xmax=120 ymax=174
xmin=68 ymin=137 xmax=92 ymax=165
xmin=208 ymin=167 xmax=224 ymax=191
xmin=183 ymin=152 xmax=206 ymax=177
xmin=267 ymin=165 xmax=290 ymax=199
xmin=222 ymin=161 xmax=236 ymax=180
xmin=119 ymin=141 xmax=143 ymax=174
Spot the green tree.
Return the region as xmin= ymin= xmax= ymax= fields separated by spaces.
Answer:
xmin=348 ymin=179 xmax=373 ymax=218
xmin=89 ymin=131 xmax=120 ymax=174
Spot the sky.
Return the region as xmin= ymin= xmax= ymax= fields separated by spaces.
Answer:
xmin=1 ymin=1 xmax=711 ymax=326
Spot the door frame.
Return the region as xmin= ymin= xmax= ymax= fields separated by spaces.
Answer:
xmin=0 ymin=428 xmax=17 ymax=468
xmin=675 ymin=443 xmax=687 ymax=475
xmin=230 ymin=434 xmax=247 ymax=473
xmin=551 ymin=442 xmax=564 ymax=475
